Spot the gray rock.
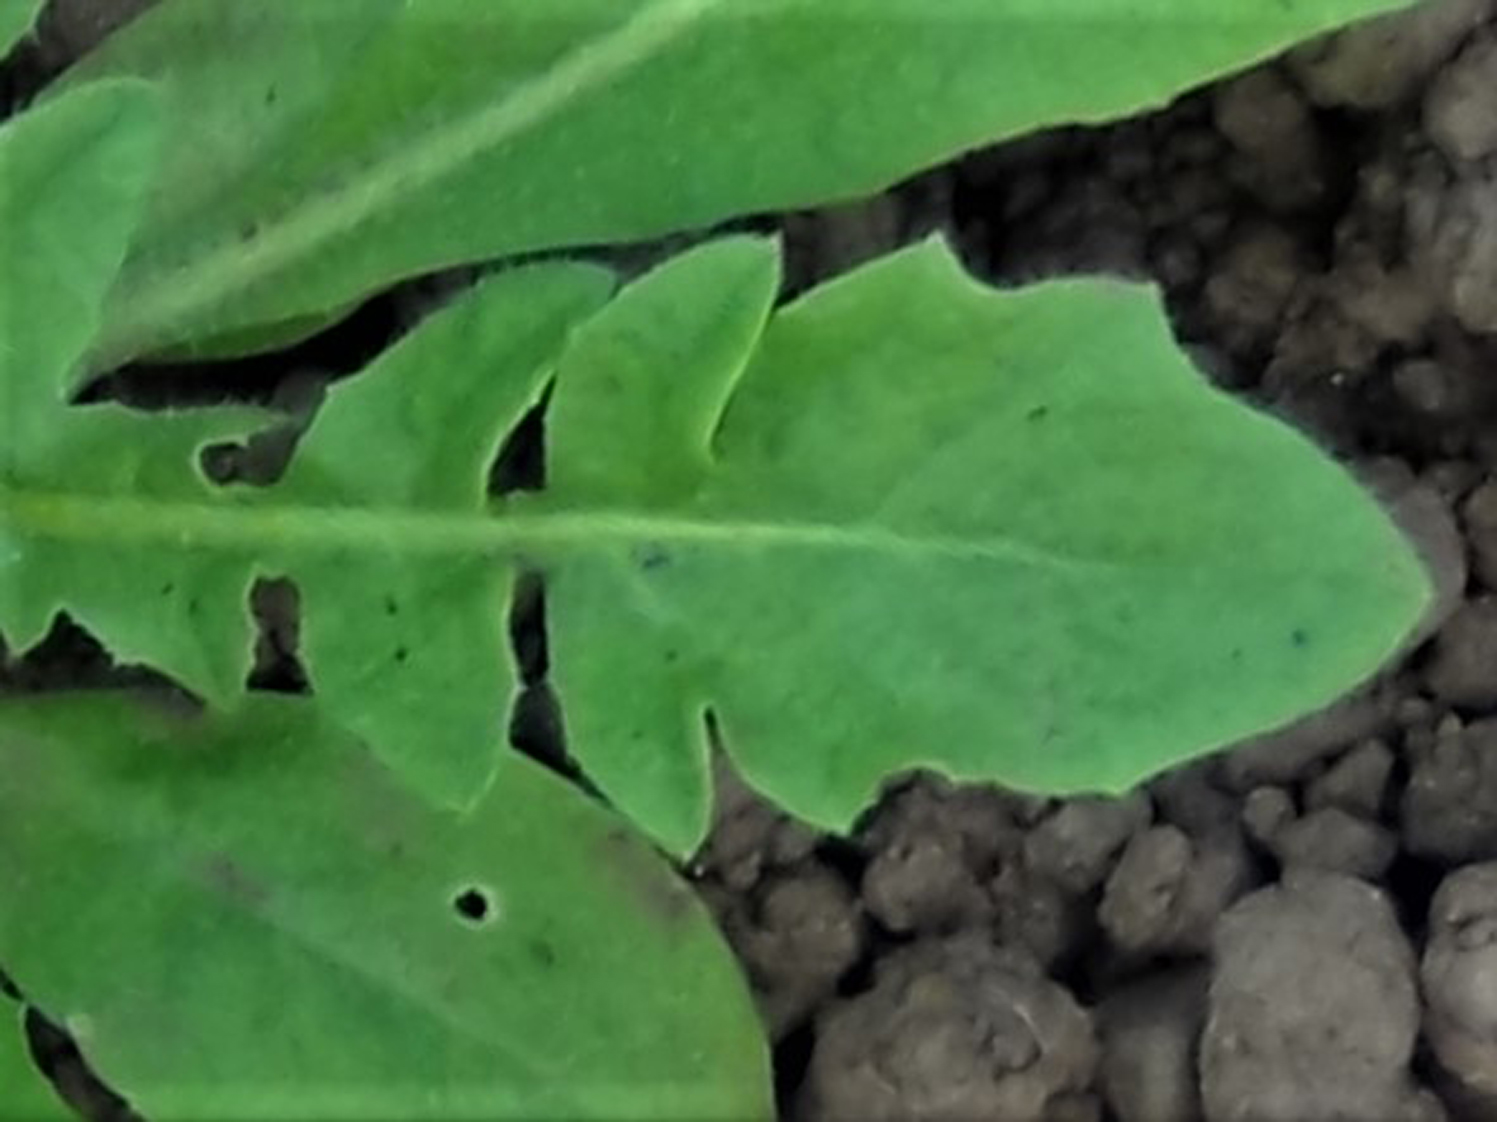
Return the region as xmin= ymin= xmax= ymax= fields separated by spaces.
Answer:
xmin=1212 ymin=69 xmax=1326 ymax=212
xmin=1392 ymin=359 xmax=1472 ymax=417
xmin=1287 ymin=0 xmax=1491 ymax=110
xmin=1305 ymin=739 xmax=1395 ymax=818
xmin=726 ymin=867 xmax=867 ymax=1039
xmin=800 ymin=936 xmax=1096 ymax=1122
xmin=1241 ymin=786 xmax=1296 ymax=849
xmin=1101 ymin=825 xmax=1251 ymax=957
xmin=1426 ymin=174 xmax=1497 ymax=335
xmin=1220 ymin=684 xmax=1394 ymax=791
xmin=1272 ymin=806 xmax=1399 ymax=880
xmin=1203 ymin=223 xmax=1306 ymax=353
xmin=1150 ymin=762 xmax=1241 ymax=841
xmin=695 ymin=755 xmax=817 ymax=891
xmin=1423 ymin=863 xmax=1497 ymax=1103
xmin=862 ymin=828 xmax=990 ymax=935
xmin=1331 ymin=257 xmax=1439 ymax=351
xmin=1023 ymin=793 xmax=1152 ymax=896
xmin=1426 ymin=34 xmax=1497 ymax=163
xmin=1402 ymin=717 xmax=1497 ymax=864
xmin=857 ymin=777 xmax=1026 ymax=934
xmin=1426 ymin=598 xmax=1497 ymax=710
xmin=1463 ymin=480 xmax=1497 ymax=592
xmin=1363 ymin=461 xmax=1468 ymax=649
xmin=1201 ymin=871 xmax=1430 ymax=1122
xmin=991 ymin=863 xmax=1090 ymax=971
xmin=1098 ymin=966 xmax=1209 ymax=1122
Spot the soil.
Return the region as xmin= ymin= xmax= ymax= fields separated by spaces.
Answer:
xmin=7 ymin=0 xmax=1497 ymax=1119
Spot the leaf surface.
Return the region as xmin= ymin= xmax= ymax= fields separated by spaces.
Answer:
xmin=0 ymin=0 xmax=42 ymax=57
xmin=535 ymin=237 xmax=1430 ymax=850
xmin=0 ymin=692 xmax=768 ymax=1120
xmin=1 ymin=262 xmax=613 ymax=806
xmin=60 ymin=0 xmax=1412 ymax=365
xmin=0 ymin=78 xmax=160 ymax=431
xmin=1 ymin=233 xmax=1429 ymax=851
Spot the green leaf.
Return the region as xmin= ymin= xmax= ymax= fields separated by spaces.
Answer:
xmin=533 ymin=236 xmax=1429 ymax=850
xmin=0 ymin=691 xmax=768 ymax=1120
xmin=63 ymin=0 xmax=1411 ymax=366
xmin=1 ymin=261 xmax=612 ymax=807
xmin=0 ymin=78 xmax=161 ymax=426
xmin=0 ymin=0 xmax=42 ymax=57
xmin=0 ymin=233 xmax=1430 ymax=852
xmin=0 ymin=1006 xmax=73 ymax=1122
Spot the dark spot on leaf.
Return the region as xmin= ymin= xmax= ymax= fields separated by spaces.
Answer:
xmin=636 ymin=544 xmax=670 ymax=571
xmin=264 ymin=85 xmax=277 ymax=106
xmin=186 ymin=599 xmax=201 ymax=618
xmin=1230 ymin=647 xmax=1244 ymax=662
xmin=664 ymin=648 xmax=679 ymax=664
xmin=160 ymin=583 xmax=174 ymax=596
xmin=203 ymin=855 xmax=269 ymax=907
xmin=383 ymin=596 xmax=398 ymax=617
xmin=394 ymin=647 xmax=409 ymax=665
xmin=527 ymin=939 xmax=558 ymax=969
xmin=1026 ymin=404 xmax=1050 ymax=422
xmin=599 ymin=827 xmax=691 ymax=929
xmin=239 ymin=222 xmax=258 ymax=243
xmin=452 ymin=885 xmax=498 ymax=926
xmin=1291 ymin=628 xmax=1310 ymax=649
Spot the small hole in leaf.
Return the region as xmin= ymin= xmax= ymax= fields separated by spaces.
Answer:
xmin=200 ymin=443 xmax=243 ymax=484
xmin=452 ymin=886 xmax=498 ymax=926
xmin=248 ymin=578 xmax=307 ymax=694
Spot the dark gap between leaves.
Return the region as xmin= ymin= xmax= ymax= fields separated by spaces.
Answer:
xmin=26 ymin=1007 xmax=139 ymax=1122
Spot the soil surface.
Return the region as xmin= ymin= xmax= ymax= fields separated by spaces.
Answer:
xmin=7 ymin=1 xmax=1497 ymax=1120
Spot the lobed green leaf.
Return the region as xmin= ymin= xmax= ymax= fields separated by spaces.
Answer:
xmin=57 ymin=0 xmax=1412 ymax=366
xmin=0 ymin=692 xmax=768 ymax=1120
xmin=535 ymin=237 xmax=1431 ymax=850
xmin=0 ymin=78 xmax=161 ymax=432
xmin=3 ymin=261 xmax=613 ymax=807
xmin=1 ymin=228 xmax=1431 ymax=853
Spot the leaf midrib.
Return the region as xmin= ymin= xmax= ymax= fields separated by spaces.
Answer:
xmin=2 ymin=486 xmax=1107 ymax=572
xmin=92 ymin=0 xmax=724 ymax=366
